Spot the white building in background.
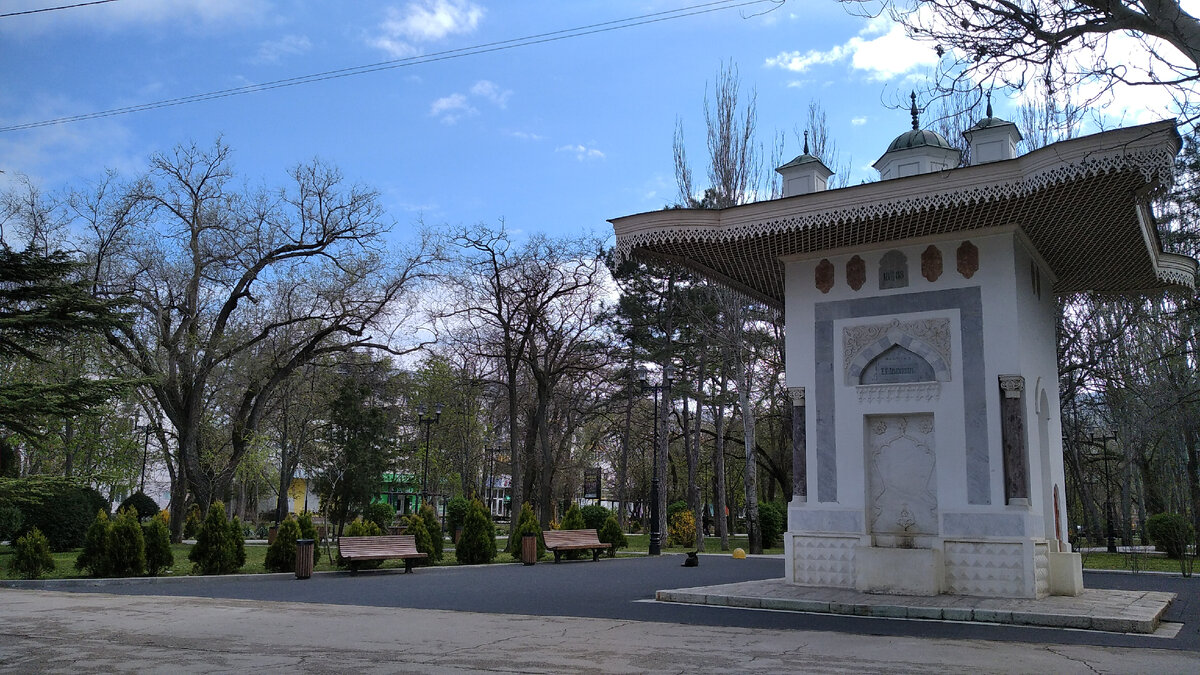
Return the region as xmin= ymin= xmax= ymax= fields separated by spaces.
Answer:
xmin=611 ymin=100 xmax=1196 ymax=598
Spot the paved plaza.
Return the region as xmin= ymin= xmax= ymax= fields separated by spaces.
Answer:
xmin=1 ymin=554 xmax=1198 ymax=673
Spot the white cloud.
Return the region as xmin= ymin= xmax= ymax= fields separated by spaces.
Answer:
xmin=508 ymin=130 xmax=546 ymax=141
xmin=253 ymin=34 xmax=311 ymax=64
xmin=765 ymin=15 xmax=937 ymax=82
xmin=470 ymin=80 xmax=511 ymax=108
xmin=851 ymin=116 xmax=867 ymax=126
xmin=556 ymin=144 xmax=605 ymax=161
xmin=429 ymin=93 xmax=477 ymax=124
xmin=371 ymin=0 xmax=484 ymax=57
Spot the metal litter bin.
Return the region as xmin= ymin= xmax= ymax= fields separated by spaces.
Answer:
xmin=521 ymin=533 xmax=537 ymax=565
xmin=295 ymin=539 xmax=315 ymax=579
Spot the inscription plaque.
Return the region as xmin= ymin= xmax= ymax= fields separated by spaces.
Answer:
xmin=860 ymin=344 xmax=935 ymax=385
xmin=879 ymin=250 xmax=909 ymax=289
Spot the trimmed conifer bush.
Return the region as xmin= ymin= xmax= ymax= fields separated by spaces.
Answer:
xmin=230 ymin=516 xmax=247 ymax=569
xmin=419 ymin=503 xmax=443 ymax=562
xmin=446 ymin=496 xmax=470 ymax=537
xmin=143 ymin=516 xmax=174 ymax=576
xmin=75 ymin=510 xmax=112 ymax=577
xmin=1147 ymin=513 xmax=1195 ymax=559
xmin=456 ymin=499 xmax=496 ymax=565
xmin=188 ymin=503 xmax=243 ymax=575
xmin=404 ymin=514 xmax=434 ymax=565
xmin=297 ymin=511 xmax=318 ymax=541
xmin=11 ymin=528 xmax=55 ymax=579
xmin=507 ymin=502 xmax=545 ymax=559
xmin=580 ymin=505 xmax=611 ymax=531
xmin=183 ymin=503 xmax=202 ymax=539
xmin=108 ymin=509 xmax=147 ymax=577
xmin=117 ymin=492 xmax=160 ymax=521
xmin=560 ymin=503 xmax=585 ymax=530
xmin=598 ymin=515 xmax=627 ymax=557
xmin=264 ymin=517 xmax=301 ymax=572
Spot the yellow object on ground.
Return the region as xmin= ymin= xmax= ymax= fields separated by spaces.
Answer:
xmin=732 ymin=548 xmax=746 ymax=559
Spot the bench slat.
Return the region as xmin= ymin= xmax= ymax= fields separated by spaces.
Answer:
xmin=542 ymin=529 xmax=611 ymax=563
xmin=338 ymin=535 xmax=427 ymax=573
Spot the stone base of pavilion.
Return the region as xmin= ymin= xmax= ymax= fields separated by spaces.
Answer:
xmin=655 ymin=577 xmax=1175 ymax=634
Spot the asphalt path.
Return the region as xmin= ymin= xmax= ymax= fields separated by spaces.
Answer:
xmin=62 ymin=553 xmax=1200 ymax=652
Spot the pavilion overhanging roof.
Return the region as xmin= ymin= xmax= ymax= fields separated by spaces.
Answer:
xmin=611 ymin=120 xmax=1197 ymax=309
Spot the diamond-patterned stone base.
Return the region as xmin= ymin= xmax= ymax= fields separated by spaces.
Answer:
xmin=943 ymin=541 xmax=1028 ymax=597
xmin=791 ymin=535 xmax=857 ymax=588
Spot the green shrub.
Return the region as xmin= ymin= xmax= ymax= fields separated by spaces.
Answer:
xmin=628 ymin=519 xmax=642 ymax=534
xmin=1146 ymin=513 xmax=1195 ymax=559
xmin=456 ymin=499 xmax=496 ymax=565
xmin=667 ymin=509 xmax=696 ymax=548
xmin=419 ymin=503 xmax=443 ymax=562
xmin=363 ymin=501 xmax=396 ymax=533
xmin=598 ymin=515 xmax=627 ymax=557
xmin=0 ymin=505 xmax=23 ymax=542
xmin=758 ymin=501 xmax=786 ymax=549
xmin=404 ymin=514 xmax=434 ymax=566
xmin=446 ymin=496 xmax=470 ymax=535
xmin=666 ymin=500 xmax=689 ymax=523
xmin=188 ymin=503 xmax=243 ymax=575
xmin=507 ymin=502 xmax=545 ymax=559
xmin=10 ymin=528 xmax=55 ymax=579
xmin=117 ymin=492 xmax=160 ymax=521
xmin=560 ymin=503 xmax=585 ymax=530
xmin=297 ymin=511 xmax=318 ymax=541
xmin=230 ymin=516 xmax=247 ymax=569
xmin=108 ymin=509 xmax=147 ymax=577
xmin=264 ymin=517 xmax=301 ymax=572
xmin=337 ymin=517 xmax=383 ymax=569
xmin=143 ymin=517 xmax=174 ymax=576
xmin=183 ymin=503 xmax=202 ymax=539
xmin=0 ymin=476 xmax=108 ymax=551
xmin=75 ymin=510 xmax=112 ymax=577
xmin=580 ymin=505 xmax=611 ymax=531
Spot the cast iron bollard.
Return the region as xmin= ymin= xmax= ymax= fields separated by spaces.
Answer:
xmin=521 ymin=533 xmax=537 ymax=565
xmin=295 ymin=538 xmax=315 ymax=579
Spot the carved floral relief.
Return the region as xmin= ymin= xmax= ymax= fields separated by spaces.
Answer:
xmin=921 ymin=245 xmax=942 ymax=282
xmin=847 ymin=255 xmax=866 ymax=291
xmin=816 ymin=258 xmax=834 ymax=293
xmin=957 ymin=241 xmax=979 ymax=278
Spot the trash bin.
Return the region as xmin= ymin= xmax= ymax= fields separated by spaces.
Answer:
xmin=295 ymin=539 xmax=315 ymax=579
xmin=521 ymin=533 xmax=537 ymax=565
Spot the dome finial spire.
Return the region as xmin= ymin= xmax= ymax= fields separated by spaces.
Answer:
xmin=803 ymin=130 xmax=810 ymax=155
xmin=986 ymin=89 xmax=993 ymax=118
xmin=910 ymin=91 xmax=919 ymax=130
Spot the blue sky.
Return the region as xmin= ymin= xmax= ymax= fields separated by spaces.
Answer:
xmin=0 ymin=0 xmax=1170 ymax=247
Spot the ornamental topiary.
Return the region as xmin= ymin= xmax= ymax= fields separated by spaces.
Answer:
xmin=188 ymin=502 xmax=243 ymax=575
xmin=580 ymin=505 xmax=611 ymax=531
xmin=560 ymin=503 xmax=585 ymax=530
xmin=456 ymin=499 xmax=496 ymax=565
xmin=142 ymin=516 xmax=174 ymax=576
xmin=75 ymin=510 xmax=112 ymax=577
xmin=758 ymin=501 xmax=785 ymax=549
xmin=264 ymin=517 xmax=302 ymax=572
xmin=11 ymin=527 xmax=55 ymax=579
xmin=419 ymin=503 xmax=443 ymax=562
xmin=363 ymin=501 xmax=396 ymax=533
xmin=507 ymin=502 xmax=545 ymax=559
xmin=230 ymin=516 xmax=247 ymax=570
xmin=667 ymin=509 xmax=696 ymax=548
xmin=0 ymin=476 xmax=108 ymax=551
xmin=1146 ymin=513 xmax=1195 ymax=559
xmin=598 ymin=515 xmax=627 ymax=557
xmin=117 ymin=492 xmax=160 ymax=521
xmin=107 ymin=509 xmax=147 ymax=577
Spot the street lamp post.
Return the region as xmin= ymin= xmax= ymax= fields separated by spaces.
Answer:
xmin=1101 ymin=438 xmax=1118 ymax=553
xmin=137 ymin=424 xmax=152 ymax=494
xmin=638 ymin=364 xmax=674 ymax=557
xmin=417 ymin=403 xmax=443 ymax=509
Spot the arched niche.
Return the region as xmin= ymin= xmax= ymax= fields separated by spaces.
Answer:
xmin=848 ymin=331 xmax=951 ymax=385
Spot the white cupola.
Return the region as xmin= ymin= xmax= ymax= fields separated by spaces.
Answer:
xmin=962 ymin=93 xmax=1023 ymax=165
xmin=776 ymin=131 xmax=834 ymax=197
xmin=873 ymin=92 xmax=961 ymax=180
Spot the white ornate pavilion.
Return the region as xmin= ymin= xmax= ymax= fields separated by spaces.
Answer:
xmin=611 ymin=106 xmax=1197 ymax=598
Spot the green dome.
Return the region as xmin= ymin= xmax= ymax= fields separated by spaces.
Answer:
xmin=886 ymin=128 xmax=954 ymax=153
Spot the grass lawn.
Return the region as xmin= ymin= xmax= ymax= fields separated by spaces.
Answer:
xmin=1079 ymin=551 xmax=1195 ymax=575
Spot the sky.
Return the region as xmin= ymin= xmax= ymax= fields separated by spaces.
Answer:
xmin=0 ymin=0 xmax=1185 ymax=250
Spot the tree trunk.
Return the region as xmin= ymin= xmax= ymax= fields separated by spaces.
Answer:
xmin=690 ymin=350 xmax=707 ymax=551
xmin=739 ymin=360 xmax=761 ymax=554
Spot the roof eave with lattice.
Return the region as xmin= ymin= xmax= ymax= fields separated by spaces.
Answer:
xmin=611 ymin=119 xmax=1197 ymax=309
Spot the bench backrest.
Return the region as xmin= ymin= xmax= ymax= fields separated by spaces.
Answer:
xmin=543 ymin=529 xmax=604 ymax=547
xmin=339 ymin=534 xmax=419 ymax=556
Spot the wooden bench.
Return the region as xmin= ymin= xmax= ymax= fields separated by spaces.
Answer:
xmin=542 ymin=529 xmax=612 ymax=563
xmin=338 ymin=534 xmax=427 ymax=573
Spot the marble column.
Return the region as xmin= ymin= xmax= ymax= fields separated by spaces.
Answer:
xmin=789 ymin=386 xmax=807 ymax=501
xmin=998 ymin=375 xmax=1029 ymax=504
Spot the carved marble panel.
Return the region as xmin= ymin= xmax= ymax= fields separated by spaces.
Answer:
xmin=816 ymin=258 xmax=834 ymax=294
xmin=843 ymin=318 xmax=952 ymax=384
xmin=921 ymin=245 xmax=942 ymax=282
xmin=847 ymin=255 xmax=866 ymax=291
xmin=866 ymin=415 xmax=937 ymax=547
xmin=957 ymin=241 xmax=979 ymax=278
